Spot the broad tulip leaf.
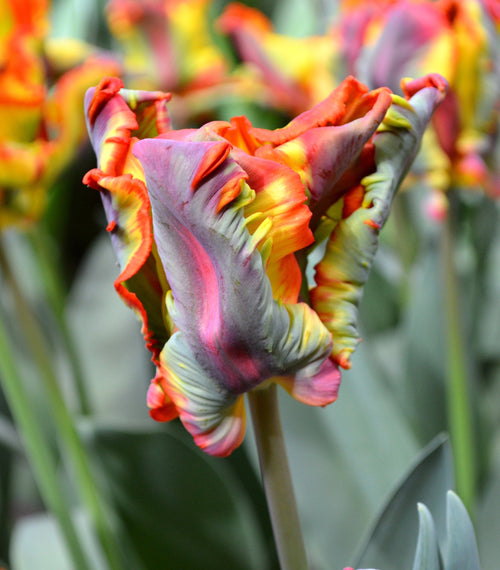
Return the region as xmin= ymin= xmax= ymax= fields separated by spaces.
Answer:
xmin=412 ymin=503 xmax=443 ymax=570
xmin=444 ymin=491 xmax=481 ymax=570
xmin=82 ymin=422 xmax=274 ymax=570
xmin=354 ymin=434 xmax=453 ymax=570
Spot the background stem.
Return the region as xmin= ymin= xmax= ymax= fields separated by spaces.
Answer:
xmin=0 ymin=307 xmax=90 ymax=570
xmin=28 ymin=227 xmax=92 ymax=416
xmin=248 ymin=385 xmax=309 ymax=570
xmin=440 ymin=195 xmax=476 ymax=513
xmin=0 ymin=240 xmax=123 ymax=569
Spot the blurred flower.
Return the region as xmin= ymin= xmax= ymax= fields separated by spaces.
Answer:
xmin=105 ymin=0 xmax=257 ymax=124
xmin=336 ymin=0 xmax=500 ymax=198
xmin=218 ymin=2 xmax=340 ymax=115
xmin=0 ymin=0 xmax=120 ymax=229
xmin=84 ymin=73 xmax=446 ymax=456
xmin=106 ymin=0 xmax=226 ymax=91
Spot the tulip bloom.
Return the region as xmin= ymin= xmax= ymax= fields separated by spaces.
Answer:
xmin=84 ymin=73 xmax=446 ymax=456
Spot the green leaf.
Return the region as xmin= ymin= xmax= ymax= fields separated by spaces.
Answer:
xmin=0 ymin=409 xmax=18 ymax=560
xmin=82 ymin=421 xmax=274 ymax=570
xmin=412 ymin=503 xmax=443 ymax=570
xmin=444 ymin=491 xmax=481 ymax=570
xmin=354 ymin=434 xmax=454 ymax=570
xmin=0 ymin=447 xmax=10 ymax=562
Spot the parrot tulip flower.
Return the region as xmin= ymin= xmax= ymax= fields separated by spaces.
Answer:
xmin=84 ymin=73 xmax=447 ymax=456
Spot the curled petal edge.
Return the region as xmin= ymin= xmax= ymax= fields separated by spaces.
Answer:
xmin=311 ymin=74 xmax=449 ymax=368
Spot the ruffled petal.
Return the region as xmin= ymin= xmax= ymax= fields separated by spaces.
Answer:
xmin=146 ymin=371 xmax=179 ymax=422
xmin=84 ymin=80 xmax=175 ymax=360
xmin=84 ymin=76 xmax=171 ymax=174
xmin=232 ymin=149 xmax=313 ymax=301
xmin=0 ymin=11 xmax=121 ymax=229
xmin=256 ymin=86 xmax=392 ymax=219
xmin=106 ymin=0 xmax=180 ymax=90
xmin=310 ymin=75 xmax=448 ymax=369
xmin=158 ymin=332 xmax=246 ymax=457
xmin=133 ymin=137 xmax=338 ymax=453
xmin=157 ymin=305 xmax=338 ymax=456
xmin=83 ymin=170 xmax=171 ymax=358
xmin=249 ymin=76 xmax=389 ymax=145
xmin=107 ymin=0 xmax=228 ymax=92
xmin=218 ymin=3 xmax=313 ymax=113
xmin=234 ymin=150 xmax=313 ymax=256
xmin=277 ymin=356 xmax=341 ymax=407
xmin=218 ymin=3 xmax=338 ymax=114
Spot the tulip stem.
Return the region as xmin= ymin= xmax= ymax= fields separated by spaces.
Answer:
xmin=28 ymin=227 xmax=92 ymax=416
xmin=440 ymin=194 xmax=476 ymax=513
xmin=0 ymin=241 xmax=124 ymax=569
xmin=0 ymin=276 xmax=90 ymax=570
xmin=248 ymin=385 xmax=309 ymax=570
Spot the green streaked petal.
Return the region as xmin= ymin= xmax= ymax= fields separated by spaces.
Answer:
xmin=159 ymin=332 xmax=246 ymax=457
xmin=82 ymin=170 xmax=171 ymax=360
xmin=133 ymin=137 xmax=340 ymax=454
xmin=310 ymin=74 xmax=448 ymax=368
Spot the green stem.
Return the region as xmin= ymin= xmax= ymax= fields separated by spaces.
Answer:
xmin=248 ymin=385 xmax=309 ymax=570
xmin=27 ymin=227 xmax=92 ymax=416
xmin=0 ymin=309 xmax=90 ymax=570
xmin=440 ymin=197 xmax=476 ymax=513
xmin=0 ymin=242 xmax=123 ymax=569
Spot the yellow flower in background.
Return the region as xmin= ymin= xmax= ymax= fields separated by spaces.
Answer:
xmin=0 ymin=0 xmax=120 ymax=230
xmin=0 ymin=0 xmax=47 ymax=144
